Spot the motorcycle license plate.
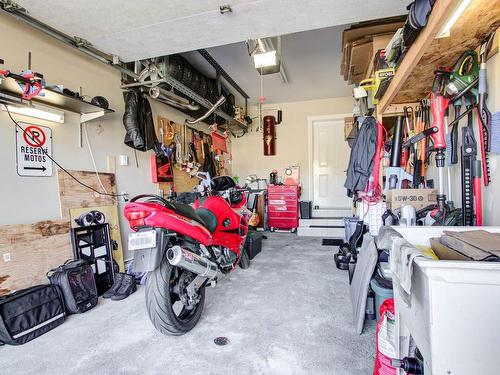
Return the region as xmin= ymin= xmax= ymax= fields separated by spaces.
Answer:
xmin=128 ymin=230 xmax=156 ymax=251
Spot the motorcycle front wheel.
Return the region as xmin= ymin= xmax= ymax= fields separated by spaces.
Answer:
xmin=145 ymin=256 xmax=205 ymax=335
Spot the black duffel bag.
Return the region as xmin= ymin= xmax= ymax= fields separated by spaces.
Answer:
xmin=0 ymin=285 xmax=65 ymax=345
xmin=47 ymin=259 xmax=98 ymax=315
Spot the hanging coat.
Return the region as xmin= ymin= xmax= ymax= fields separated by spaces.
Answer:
xmin=344 ymin=116 xmax=378 ymax=197
xmin=123 ymin=90 xmax=159 ymax=152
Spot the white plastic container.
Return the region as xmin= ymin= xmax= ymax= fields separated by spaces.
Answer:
xmin=392 ymin=226 xmax=500 ymax=375
xmin=356 ymin=200 xmax=386 ymax=235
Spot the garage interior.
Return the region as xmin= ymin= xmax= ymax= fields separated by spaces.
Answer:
xmin=0 ymin=1 xmax=499 ymax=374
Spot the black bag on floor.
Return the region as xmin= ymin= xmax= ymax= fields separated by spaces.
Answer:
xmin=0 ymin=285 xmax=65 ymax=345
xmin=47 ymin=259 xmax=98 ymax=314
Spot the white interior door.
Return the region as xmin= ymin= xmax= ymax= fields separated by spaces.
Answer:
xmin=311 ymin=117 xmax=351 ymax=210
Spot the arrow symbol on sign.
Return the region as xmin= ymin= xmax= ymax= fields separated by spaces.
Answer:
xmin=24 ymin=166 xmax=47 ymax=172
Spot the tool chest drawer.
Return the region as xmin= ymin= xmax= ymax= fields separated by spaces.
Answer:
xmin=268 ymin=185 xmax=298 ymax=195
xmin=268 ymin=194 xmax=297 ymax=201
xmin=267 ymin=210 xmax=297 ymax=219
xmin=268 ymin=204 xmax=297 ymax=213
xmin=268 ymin=217 xmax=298 ymax=230
xmin=268 ymin=197 xmax=297 ymax=208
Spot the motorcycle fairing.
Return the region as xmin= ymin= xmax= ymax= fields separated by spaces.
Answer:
xmin=124 ymin=202 xmax=212 ymax=245
xmin=196 ymin=196 xmax=248 ymax=253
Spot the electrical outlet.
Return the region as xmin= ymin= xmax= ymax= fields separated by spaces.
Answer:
xmin=3 ymin=253 xmax=11 ymax=262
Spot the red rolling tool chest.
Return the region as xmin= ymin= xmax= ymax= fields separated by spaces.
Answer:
xmin=267 ymin=185 xmax=299 ymax=231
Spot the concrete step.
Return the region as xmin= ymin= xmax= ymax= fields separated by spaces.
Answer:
xmin=312 ymin=208 xmax=352 ymax=218
xmin=297 ymin=226 xmax=344 ymax=238
xmin=299 ymin=218 xmax=344 ymax=227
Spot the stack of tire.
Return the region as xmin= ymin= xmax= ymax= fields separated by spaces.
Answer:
xmin=166 ymin=54 xmax=235 ymax=125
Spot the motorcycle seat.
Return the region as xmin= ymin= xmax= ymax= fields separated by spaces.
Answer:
xmin=170 ymin=202 xmax=217 ymax=233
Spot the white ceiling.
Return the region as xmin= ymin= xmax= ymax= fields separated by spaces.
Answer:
xmin=184 ymin=25 xmax=354 ymax=104
xmin=16 ymin=0 xmax=407 ymax=62
xmin=14 ymin=0 xmax=407 ymax=103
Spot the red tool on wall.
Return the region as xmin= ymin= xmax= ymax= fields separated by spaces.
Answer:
xmin=0 ymin=61 xmax=44 ymax=100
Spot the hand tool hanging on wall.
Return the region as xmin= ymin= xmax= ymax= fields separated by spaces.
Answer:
xmin=477 ymin=31 xmax=495 ymax=186
xmin=412 ymin=105 xmax=424 ymax=187
xmin=420 ymin=99 xmax=431 ymax=180
xmin=460 ymin=95 xmax=481 ymax=226
xmin=450 ymin=98 xmax=462 ymax=165
xmin=173 ymin=132 xmax=182 ymax=169
xmin=189 ymin=129 xmax=199 ymax=163
xmin=385 ymin=115 xmax=413 ymax=190
xmin=446 ymin=51 xmax=479 ymax=97
xmin=428 ymin=68 xmax=451 ymax=222
xmin=446 ymin=50 xmax=479 ymax=168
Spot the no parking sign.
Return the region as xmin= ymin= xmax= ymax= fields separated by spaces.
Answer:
xmin=16 ymin=122 xmax=53 ymax=177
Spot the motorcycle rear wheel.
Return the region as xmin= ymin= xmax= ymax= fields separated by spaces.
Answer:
xmin=146 ymin=257 xmax=205 ymax=335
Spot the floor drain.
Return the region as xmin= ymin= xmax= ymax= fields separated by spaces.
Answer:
xmin=214 ymin=336 xmax=230 ymax=346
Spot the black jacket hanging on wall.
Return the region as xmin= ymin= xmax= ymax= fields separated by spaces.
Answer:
xmin=344 ymin=116 xmax=377 ymax=197
xmin=123 ymin=90 xmax=159 ymax=152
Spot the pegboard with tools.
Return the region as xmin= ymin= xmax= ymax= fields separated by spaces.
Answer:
xmin=154 ymin=115 xmax=232 ymax=195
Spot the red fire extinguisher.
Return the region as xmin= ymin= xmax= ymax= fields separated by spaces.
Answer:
xmin=263 ymin=110 xmax=282 ymax=156
xmin=374 ymin=298 xmax=397 ymax=375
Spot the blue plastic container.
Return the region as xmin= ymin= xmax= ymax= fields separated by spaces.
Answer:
xmin=370 ymin=277 xmax=394 ymax=321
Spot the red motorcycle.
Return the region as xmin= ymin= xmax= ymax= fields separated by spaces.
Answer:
xmin=124 ymin=176 xmax=250 ymax=335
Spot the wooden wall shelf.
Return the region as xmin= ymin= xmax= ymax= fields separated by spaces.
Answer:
xmin=378 ymin=0 xmax=500 ymax=115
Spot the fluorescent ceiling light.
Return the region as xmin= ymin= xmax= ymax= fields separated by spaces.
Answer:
xmin=436 ymin=0 xmax=472 ymax=38
xmin=2 ymin=104 xmax=65 ymax=123
xmin=253 ymin=51 xmax=277 ymax=69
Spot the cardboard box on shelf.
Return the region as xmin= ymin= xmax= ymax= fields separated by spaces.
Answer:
xmin=341 ymin=19 xmax=405 ymax=83
xmin=386 ymin=189 xmax=437 ymax=211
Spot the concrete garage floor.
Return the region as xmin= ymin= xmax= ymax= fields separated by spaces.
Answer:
xmin=0 ymin=233 xmax=375 ymax=375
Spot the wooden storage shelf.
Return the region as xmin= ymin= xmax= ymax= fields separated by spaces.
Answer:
xmin=377 ymin=0 xmax=500 ymax=115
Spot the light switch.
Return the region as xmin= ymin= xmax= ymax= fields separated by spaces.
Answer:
xmin=3 ymin=253 xmax=11 ymax=262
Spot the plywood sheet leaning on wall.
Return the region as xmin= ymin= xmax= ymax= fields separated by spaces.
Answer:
xmin=57 ymin=169 xmax=117 ymax=220
xmin=0 ymin=220 xmax=71 ymax=296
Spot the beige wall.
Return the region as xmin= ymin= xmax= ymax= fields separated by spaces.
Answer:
xmin=0 ymin=14 xmax=214 ymax=258
xmin=231 ymin=97 xmax=353 ymax=200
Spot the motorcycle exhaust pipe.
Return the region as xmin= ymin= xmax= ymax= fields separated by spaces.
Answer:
xmin=167 ymin=246 xmax=222 ymax=280
xmin=149 ymin=87 xmax=200 ymax=111
xmin=186 ymin=96 xmax=226 ymax=125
